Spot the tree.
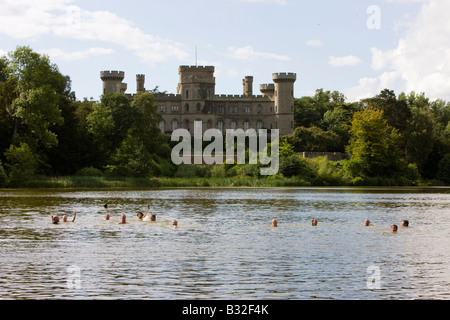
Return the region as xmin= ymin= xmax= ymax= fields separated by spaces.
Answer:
xmin=363 ymin=89 xmax=411 ymax=134
xmin=346 ymin=108 xmax=404 ymax=177
xmin=436 ymin=153 xmax=450 ymax=184
xmin=4 ymin=142 xmax=39 ymax=185
xmin=108 ymin=133 xmax=162 ymax=177
xmin=1 ymin=46 xmax=71 ymax=176
xmin=288 ymin=126 xmax=342 ymax=152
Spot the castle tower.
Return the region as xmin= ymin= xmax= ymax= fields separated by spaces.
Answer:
xmin=259 ymin=83 xmax=275 ymax=98
xmin=120 ymin=83 xmax=127 ymax=94
xmin=136 ymin=74 xmax=145 ymax=94
xmin=100 ymin=71 xmax=125 ymax=95
xmin=272 ymin=72 xmax=296 ymax=135
xmin=242 ymin=76 xmax=253 ymax=96
xmin=177 ymin=66 xmax=215 ymax=100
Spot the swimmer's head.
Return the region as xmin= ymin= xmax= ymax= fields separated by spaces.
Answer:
xmin=62 ymin=215 xmax=68 ymax=222
xmin=105 ymin=214 xmax=110 ymax=220
xmin=172 ymin=219 xmax=178 ymax=227
xmin=150 ymin=214 xmax=156 ymax=221
xmin=391 ymin=224 xmax=398 ymax=232
xmin=137 ymin=212 xmax=144 ymax=219
xmin=52 ymin=215 xmax=60 ymax=224
xmin=312 ymin=218 xmax=318 ymax=226
xmin=272 ymin=219 xmax=278 ymax=227
xmin=364 ymin=219 xmax=370 ymax=226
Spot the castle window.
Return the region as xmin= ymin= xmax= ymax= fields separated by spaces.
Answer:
xmin=185 ymin=103 xmax=189 ymax=113
xmin=197 ymin=103 xmax=201 ymax=112
xmin=218 ymin=121 xmax=224 ymax=133
xmin=257 ymin=105 xmax=262 ymax=114
xmin=185 ymin=119 xmax=190 ymax=131
xmin=159 ymin=121 xmax=165 ymax=133
xmin=270 ymin=106 xmax=273 ymax=113
xmin=159 ymin=105 xmax=166 ymax=113
xmin=257 ymin=121 xmax=263 ymax=130
xmin=171 ymin=105 xmax=179 ymax=112
xmin=217 ymin=105 xmax=224 ymax=113
xmin=231 ymin=121 xmax=237 ymax=130
xmin=243 ymin=121 xmax=250 ymax=131
xmin=172 ymin=119 xmax=179 ymax=131
xmin=207 ymin=120 xmax=212 ymax=129
xmin=243 ymin=106 xmax=251 ymax=114
xmin=185 ymin=90 xmax=189 ymax=99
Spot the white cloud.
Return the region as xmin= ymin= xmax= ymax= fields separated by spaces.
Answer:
xmin=0 ymin=0 xmax=189 ymax=64
xmin=328 ymin=55 xmax=362 ymax=67
xmin=346 ymin=0 xmax=450 ymax=101
xmin=306 ymin=40 xmax=324 ymax=48
xmin=40 ymin=47 xmax=114 ymax=61
xmin=227 ymin=45 xmax=290 ymax=61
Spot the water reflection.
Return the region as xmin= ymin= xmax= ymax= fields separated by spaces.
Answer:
xmin=0 ymin=187 xmax=449 ymax=299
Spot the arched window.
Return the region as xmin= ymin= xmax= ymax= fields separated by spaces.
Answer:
xmin=231 ymin=121 xmax=237 ymax=130
xmin=185 ymin=103 xmax=189 ymax=113
xmin=159 ymin=120 xmax=165 ymax=133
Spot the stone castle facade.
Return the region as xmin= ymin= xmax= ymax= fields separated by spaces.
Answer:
xmin=100 ymin=66 xmax=296 ymax=135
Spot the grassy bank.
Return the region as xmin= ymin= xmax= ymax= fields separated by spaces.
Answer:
xmin=14 ymin=175 xmax=312 ymax=189
xmin=5 ymin=174 xmax=444 ymax=189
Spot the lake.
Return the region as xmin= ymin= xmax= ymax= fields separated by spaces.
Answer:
xmin=0 ymin=187 xmax=449 ymax=300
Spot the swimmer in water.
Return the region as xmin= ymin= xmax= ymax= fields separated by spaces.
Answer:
xmin=105 ymin=214 xmax=110 ymax=220
xmin=62 ymin=210 xmax=77 ymax=222
xmin=272 ymin=219 xmax=278 ymax=227
xmin=364 ymin=219 xmax=370 ymax=226
xmin=137 ymin=203 xmax=150 ymax=220
xmin=118 ymin=214 xmax=128 ymax=224
xmin=172 ymin=219 xmax=178 ymax=227
xmin=50 ymin=212 xmax=60 ymax=224
xmin=312 ymin=218 xmax=318 ymax=226
xmin=402 ymin=220 xmax=409 ymax=227
xmin=391 ymin=224 xmax=398 ymax=233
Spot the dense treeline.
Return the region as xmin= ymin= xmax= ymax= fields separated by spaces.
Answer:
xmin=0 ymin=46 xmax=449 ymax=187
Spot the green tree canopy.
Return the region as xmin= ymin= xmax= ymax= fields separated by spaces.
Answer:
xmin=346 ymin=108 xmax=404 ymax=178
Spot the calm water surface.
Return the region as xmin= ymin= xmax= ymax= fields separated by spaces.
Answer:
xmin=0 ymin=187 xmax=449 ymax=299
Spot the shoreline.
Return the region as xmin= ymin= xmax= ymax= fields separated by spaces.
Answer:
xmin=1 ymin=175 xmax=448 ymax=189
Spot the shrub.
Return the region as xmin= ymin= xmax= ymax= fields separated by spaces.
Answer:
xmin=76 ymin=167 xmax=103 ymax=177
xmin=4 ymin=143 xmax=39 ymax=185
xmin=0 ymin=160 xmax=7 ymax=187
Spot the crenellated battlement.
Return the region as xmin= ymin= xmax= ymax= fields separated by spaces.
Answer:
xmin=214 ymin=94 xmax=269 ymax=101
xmin=272 ymin=72 xmax=296 ymax=82
xmin=153 ymin=93 xmax=182 ymax=101
xmin=259 ymin=83 xmax=275 ymax=91
xmin=179 ymin=65 xmax=215 ymax=72
xmin=100 ymin=70 xmax=125 ymax=80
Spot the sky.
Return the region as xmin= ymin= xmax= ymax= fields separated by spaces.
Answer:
xmin=1 ymin=0 xmax=448 ymax=103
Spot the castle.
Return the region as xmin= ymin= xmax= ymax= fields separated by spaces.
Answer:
xmin=100 ymin=66 xmax=296 ymax=135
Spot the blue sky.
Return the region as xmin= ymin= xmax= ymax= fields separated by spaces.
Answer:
xmin=2 ymin=0 xmax=447 ymax=102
